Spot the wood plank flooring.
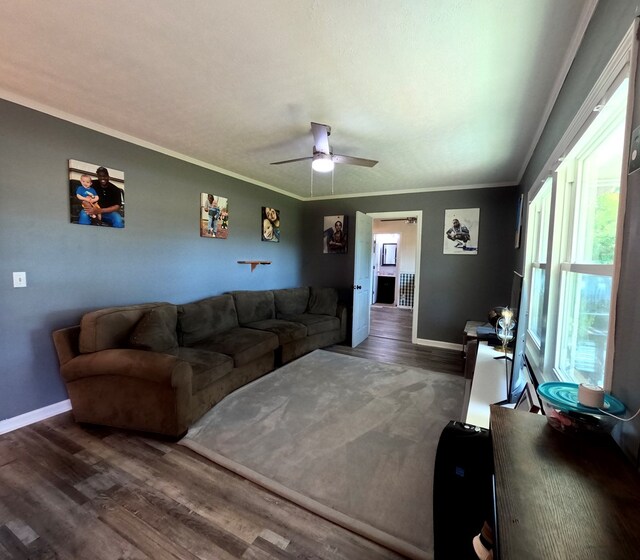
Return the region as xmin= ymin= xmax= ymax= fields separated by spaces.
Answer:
xmin=0 ymin=306 xmax=462 ymax=560
xmin=0 ymin=417 xmax=406 ymax=560
xmin=326 ymin=306 xmax=464 ymax=376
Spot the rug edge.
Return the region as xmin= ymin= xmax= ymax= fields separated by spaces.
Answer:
xmin=178 ymin=438 xmax=432 ymax=560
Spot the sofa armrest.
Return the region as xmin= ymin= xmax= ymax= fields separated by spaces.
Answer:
xmin=52 ymin=326 xmax=81 ymax=366
xmin=60 ymin=348 xmax=191 ymax=389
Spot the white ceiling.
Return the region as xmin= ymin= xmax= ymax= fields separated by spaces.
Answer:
xmin=0 ymin=0 xmax=593 ymax=200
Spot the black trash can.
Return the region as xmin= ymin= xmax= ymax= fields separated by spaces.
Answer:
xmin=433 ymin=421 xmax=494 ymax=559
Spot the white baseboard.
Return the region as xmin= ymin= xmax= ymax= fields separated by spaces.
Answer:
xmin=414 ymin=338 xmax=462 ymax=351
xmin=0 ymin=399 xmax=72 ymax=435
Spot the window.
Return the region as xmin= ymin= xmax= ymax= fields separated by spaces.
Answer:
xmin=524 ymin=72 xmax=629 ymax=388
xmin=526 ymin=177 xmax=551 ymax=354
xmin=553 ymin=82 xmax=626 ymax=386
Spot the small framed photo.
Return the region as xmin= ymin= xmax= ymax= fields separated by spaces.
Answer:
xmin=323 ymin=215 xmax=348 ymax=253
xmin=200 ymin=193 xmax=229 ymax=238
xmin=515 ymin=381 xmax=541 ymax=414
xmin=262 ymin=207 xmax=280 ymax=242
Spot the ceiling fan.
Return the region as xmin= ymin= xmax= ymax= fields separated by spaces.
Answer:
xmin=270 ymin=122 xmax=378 ymax=172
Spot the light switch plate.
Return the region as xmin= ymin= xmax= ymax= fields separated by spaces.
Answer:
xmin=13 ymin=272 xmax=27 ymax=288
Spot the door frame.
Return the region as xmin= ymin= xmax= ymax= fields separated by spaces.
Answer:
xmin=367 ymin=210 xmax=422 ymax=344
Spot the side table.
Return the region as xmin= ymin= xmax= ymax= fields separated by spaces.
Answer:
xmin=463 ymin=320 xmax=486 ymax=358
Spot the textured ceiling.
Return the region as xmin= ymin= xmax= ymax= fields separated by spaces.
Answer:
xmin=0 ymin=0 xmax=592 ymax=200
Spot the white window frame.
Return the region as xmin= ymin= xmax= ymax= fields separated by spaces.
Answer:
xmin=524 ymin=177 xmax=552 ymax=372
xmin=523 ymin=22 xmax=635 ymax=390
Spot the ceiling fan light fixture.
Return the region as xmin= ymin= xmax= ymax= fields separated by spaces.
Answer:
xmin=311 ymin=153 xmax=334 ymax=173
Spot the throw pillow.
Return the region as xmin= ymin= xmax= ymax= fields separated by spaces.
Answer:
xmin=308 ymin=287 xmax=338 ymax=316
xmin=129 ymin=306 xmax=179 ymax=356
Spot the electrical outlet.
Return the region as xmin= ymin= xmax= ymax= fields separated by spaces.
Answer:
xmin=13 ymin=272 xmax=27 ymax=288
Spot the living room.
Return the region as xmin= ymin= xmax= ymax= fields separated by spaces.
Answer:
xmin=2 ymin=1 xmax=640 ymax=558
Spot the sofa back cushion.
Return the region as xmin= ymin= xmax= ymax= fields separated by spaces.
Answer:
xmin=129 ymin=306 xmax=179 ymax=355
xmin=79 ymin=302 xmax=172 ymax=353
xmin=273 ymin=287 xmax=310 ymax=318
xmin=308 ymin=287 xmax=338 ymax=316
xmin=232 ymin=290 xmax=275 ymax=325
xmin=178 ymin=294 xmax=239 ymax=346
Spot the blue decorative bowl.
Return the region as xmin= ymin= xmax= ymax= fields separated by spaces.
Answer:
xmin=537 ymin=382 xmax=625 ymax=435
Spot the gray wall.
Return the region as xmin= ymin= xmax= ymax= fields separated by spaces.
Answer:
xmin=302 ymin=187 xmax=519 ymax=344
xmin=520 ymin=0 xmax=640 ymax=465
xmin=0 ymin=100 xmax=306 ymax=420
xmin=0 ymin=98 xmax=517 ymax=423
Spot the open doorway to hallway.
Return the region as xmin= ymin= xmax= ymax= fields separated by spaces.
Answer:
xmin=368 ymin=211 xmax=421 ymax=343
xmin=370 ymin=305 xmax=413 ymax=342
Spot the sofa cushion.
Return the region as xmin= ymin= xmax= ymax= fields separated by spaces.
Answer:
xmin=278 ymin=313 xmax=340 ymax=336
xmin=178 ymin=294 xmax=239 ymax=345
xmin=188 ymin=327 xmax=278 ymax=368
xmin=244 ymin=319 xmax=307 ymax=344
xmin=273 ymin=287 xmax=310 ymax=317
xmin=308 ymin=287 xmax=338 ymax=317
xmin=79 ymin=302 xmax=171 ymax=353
xmin=129 ymin=306 xmax=179 ymax=356
xmin=232 ymin=290 xmax=275 ymax=325
xmin=176 ymin=347 xmax=234 ymax=394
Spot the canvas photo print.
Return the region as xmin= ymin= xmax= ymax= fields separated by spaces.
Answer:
xmin=69 ymin=159 xmax=124 ymax=228
xmin=200 ymin=193 xmax=229 ymax=238
xmin=262 ymin=207 xmax=280 ymax=242
xmin=443 ymin=208 xmax=479 ymax=255
xmin=323 ymin=215 xmax=348 ymax=253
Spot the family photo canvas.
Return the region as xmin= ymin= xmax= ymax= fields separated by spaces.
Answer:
xmin=262 ymin=207 xmax=280 ymax=242
xmin=68 ymin=159 xmax=125 ymax=228
xmin=200 ymin=193 xmax=229 ymax=238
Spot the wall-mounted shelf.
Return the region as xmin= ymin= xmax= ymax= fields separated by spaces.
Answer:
xmin=237 ymin=260 xmax=272 ymax=272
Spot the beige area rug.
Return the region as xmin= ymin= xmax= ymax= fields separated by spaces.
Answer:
xmin=179 ymin=349 xmax=464 ymax=560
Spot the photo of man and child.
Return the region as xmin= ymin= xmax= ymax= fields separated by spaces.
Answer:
xmin=69 ymin=160 xmax=125 ymax=228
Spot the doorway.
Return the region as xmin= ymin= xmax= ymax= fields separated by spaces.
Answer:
xmin=367 ymin=211 xmax=422 ymax=343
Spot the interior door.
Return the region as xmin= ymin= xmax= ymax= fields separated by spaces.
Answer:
xmin=352 ymin=211 xmax=373 ymax=347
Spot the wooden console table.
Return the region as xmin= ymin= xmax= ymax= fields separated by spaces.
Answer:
xmin=462 ymin=319 xmax=486 ymax=357
xmin=491 ymin=405 xmax=640 ymax=559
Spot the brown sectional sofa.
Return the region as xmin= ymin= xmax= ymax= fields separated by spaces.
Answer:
xmin=52 ymin=287 xmax=346 ymax=438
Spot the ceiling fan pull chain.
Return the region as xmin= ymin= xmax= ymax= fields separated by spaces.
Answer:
xmin=310 ymin=163 xmax=314 ymax=198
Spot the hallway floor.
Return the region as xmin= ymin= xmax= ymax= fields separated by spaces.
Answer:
xmin=327 ymin=306 xmax=463 ymax=376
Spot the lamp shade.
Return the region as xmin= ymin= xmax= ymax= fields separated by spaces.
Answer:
xmin=312 ymin=153 xmax=334 ymax=173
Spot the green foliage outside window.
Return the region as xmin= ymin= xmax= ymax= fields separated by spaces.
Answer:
xmin=593 ymin=190 xmax=619 ymax=264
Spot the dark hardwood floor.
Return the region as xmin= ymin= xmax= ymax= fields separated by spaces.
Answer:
xmin=326 ymin=305 xmax=464 ymax=376
xmin=0 ymin=416 xmax=406 ymax=560
xmin=0 ymin=307 xmax=462 ymax=560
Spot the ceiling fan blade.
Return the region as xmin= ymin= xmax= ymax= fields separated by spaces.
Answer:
xmin=332 ymin=154 xmax=378 ymax=167
xmin=310 ymin=122 xmax=331 ymax=154
xmin=270 ymin=156 xmax=313 ymax=165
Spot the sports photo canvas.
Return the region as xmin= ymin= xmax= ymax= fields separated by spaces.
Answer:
xmin=443 ymin=208 xmax=479 ymax=255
